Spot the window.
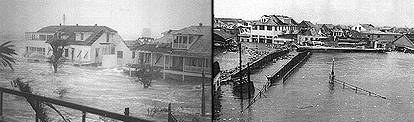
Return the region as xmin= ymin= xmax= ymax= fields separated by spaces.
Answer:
xmin=132 ymin=51 xmax=135 ymax=59
xmin=252 ymin=26 xmax=257 ymax=30
xmin=80 ymin=33 xmax=84 ymax=40
xmin=64 ymin=49 xmax=69 ymax=57
xmin=377 ymin=35 xmax=380 ymax=38
xmin=259 ymin=25 xmax=265 ymax=30
xmin=117 ymin=51 xmax=123 ymax=58
xmin=39 ymin=35 xmax=46 ymax=40
xmin=183 ymin=36 xmax=187 ymax=44
xmin=395 ymin=36 xmax=398 ymax=38
xmin=189 ymin=36 xmax=194 ymax=44
xmin=106 ymin=33 xmax=110 ymax=42
xmin=111 ymin=46 xmax=115 ymax=54
xmin=267 ymin=26 xmax=272 ymax=31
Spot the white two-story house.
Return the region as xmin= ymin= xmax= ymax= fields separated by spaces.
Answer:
xmin=135 ymin=24 xmax=211 ymax=81
xmin=249 ymin=15 xmax=300 ymax=45
xmin=23 ymin=24 xmax=133 ymax=67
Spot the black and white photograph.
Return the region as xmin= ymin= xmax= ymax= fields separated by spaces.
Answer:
xmin=0 ymin=0 xmax=211 ymax=121
xmin=213 ymin=0 xmax=414 ymax=121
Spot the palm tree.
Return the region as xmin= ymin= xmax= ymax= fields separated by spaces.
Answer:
xmin=0 ymin=41 xmax=17 ymax=70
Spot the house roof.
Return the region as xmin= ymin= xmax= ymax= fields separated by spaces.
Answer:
xmin=298 ymin=21 xmax=315 ymax=28
xmin=214 ymin=29 xmax=234 ymax=40
xmin=123 ymin=40 xmax=141 ymax=50
xmin=252 ymin=15 xmax=298 ymax=26
xmin=360 ymin=24 xmax=375 ymax=31
xmin=41 ymin=25 xmax=117 ymax=46
xmin=391 ymin=35 xmax=414 ymax=48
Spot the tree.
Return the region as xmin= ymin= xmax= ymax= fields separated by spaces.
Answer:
xmin=135 ymin=53 xmax=161 ymax=88
xmin=135 ymin=65 xmax=161 ymax=88
xmin=47 ymin=32 xmax=68 ymax=73
xmin=0 ymin=41 xmax=17 ymax=70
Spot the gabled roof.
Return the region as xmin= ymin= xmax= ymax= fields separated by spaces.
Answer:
xmin=323 ymin=24 xmax=335 ymax=29
xmin=298 ymin=21 xmax=315 ymax=28
xmin=123 ymin=40 xmax=141 ymax=50
xmin=214 ymin=29 xmax=233 ymax=41
xmin=41 ymin=25 xmax=117 ymax=46
xmin=391 ymin=35 xmax=414 ymax=48
xmin=252 ymin=15 xmax=298 ymax=26
xmin=360 ymin=24 xmax=375 ymax=30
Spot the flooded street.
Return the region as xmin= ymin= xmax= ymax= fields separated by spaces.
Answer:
xmin=0 ymin=57 xmax=211 ymax=121
xmin=216 ymin=52 xmax=414 ymax=122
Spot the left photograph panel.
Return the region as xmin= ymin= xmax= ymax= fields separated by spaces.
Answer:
xmin=0 ymin=0 xmax=212 ymax=121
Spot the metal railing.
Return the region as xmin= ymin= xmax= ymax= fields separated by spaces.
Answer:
xmin=0 ymin=87 xmax=153 ymax=122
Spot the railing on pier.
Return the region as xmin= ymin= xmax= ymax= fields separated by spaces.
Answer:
xmin=267 ymin=51 xmax=312 ymax=83
xmin=328 ymin=57 xmax=387 ymax=100
xmin=232 ymin=49 xmax=289 ymax=78
xmin=0 ymin=87 xmax=153 ymax=122
xmin=243 ymin=51 xmax=313 ymax=111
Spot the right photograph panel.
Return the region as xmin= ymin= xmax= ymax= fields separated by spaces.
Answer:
xmin=213 ymin=0 xmax=414 ymax=121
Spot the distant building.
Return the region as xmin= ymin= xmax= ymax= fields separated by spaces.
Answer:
xmin=351 ymin=24 xmax=375 ymax=32
xmin=137 ymin=37 xmax=155 ymax=44
xmin=297 ymin=28 xmax=328 ymax=46
xmin=249 ymin=15 xmax=299 ymax=45
xmin=389 ymin=34 xmax=414 ymax=52
xmin=24 ymin=24 xmax=132 ymax=67
xmin=363 ymin=31 xmax=402 ymax=49
xmin=135 ymin=25 xmax=211 ymax=81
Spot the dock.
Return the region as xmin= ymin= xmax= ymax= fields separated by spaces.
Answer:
xmin=297 ymin=46 xmax=387 ymax=53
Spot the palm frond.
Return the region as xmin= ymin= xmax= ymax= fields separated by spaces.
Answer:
xmin=0 ymin=41 xmax=17 ymax=70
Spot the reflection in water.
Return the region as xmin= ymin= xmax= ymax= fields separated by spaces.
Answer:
xmin=217 ymin=52 xmax=414 ymax=122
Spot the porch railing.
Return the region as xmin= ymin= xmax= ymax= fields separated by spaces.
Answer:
xmin=183 ymin=66 xmax=210 ymax=74
xmin=0 ymin=87 xmax=153 ymax=122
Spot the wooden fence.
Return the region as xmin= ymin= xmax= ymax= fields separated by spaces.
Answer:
xmin=0 ymin=87 xmax=153 ymax=122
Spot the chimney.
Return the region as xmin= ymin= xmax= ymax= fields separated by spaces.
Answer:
xmin=76 ymin=24 xmax=79 ymax=26
xmin=199 ymin=23 xmax=203 ymax=26
xmin=94 ymin=24 xmax=97 ymax=26
xmin=59 ymin=23 xmax=62 ymax=26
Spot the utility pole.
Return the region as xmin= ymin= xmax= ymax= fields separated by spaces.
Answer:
xmin=330 ymin=57 xmax=335 ymax=85
xmin=201 ymin=68 xmax=205 ymax=116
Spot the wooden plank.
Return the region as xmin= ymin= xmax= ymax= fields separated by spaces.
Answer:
xmin=0 ymin=88 xmax=152 ymax=122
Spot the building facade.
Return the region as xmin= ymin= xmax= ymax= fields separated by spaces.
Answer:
xmin=23 ymin=24 xmax=133 ymax=67
xmin=135 ymin=25 xmax=211 ymax=81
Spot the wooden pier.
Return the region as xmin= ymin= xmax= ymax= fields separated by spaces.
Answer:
xmin=243 ymin=51 xmax=313 ymax=110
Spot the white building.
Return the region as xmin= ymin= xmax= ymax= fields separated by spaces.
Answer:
xmin=248 ymin=15 xmax=300 ymax=45
xmin=23 ymin=24 xmax=133 ymax=67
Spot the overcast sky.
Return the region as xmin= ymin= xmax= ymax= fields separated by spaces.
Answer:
xmin=215 ymin=0 xmax=414 ymax=27
xmin=0 ymin=0 xmax=211 ymax=40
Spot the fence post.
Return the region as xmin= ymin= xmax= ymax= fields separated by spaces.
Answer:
xmin=201 ymin=70 xmax=205 ymax=116
xmin=343 ymin=82 xmax=345 ymax=89
xmin=0 ymin=90 xmax=2 ymax=116
xmin=82 ymin=111 xmax=86 ymax=122
xmin=124 ymin=108 xmax=129 ymax=116
xmin=168 ymin=103 xmax=173 ymax=122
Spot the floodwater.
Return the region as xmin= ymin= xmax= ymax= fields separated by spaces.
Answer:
xmin=0 ymin=40 xmax=211 ymax=122
xmin=216 ymin=52 xmax=414 ymax=122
